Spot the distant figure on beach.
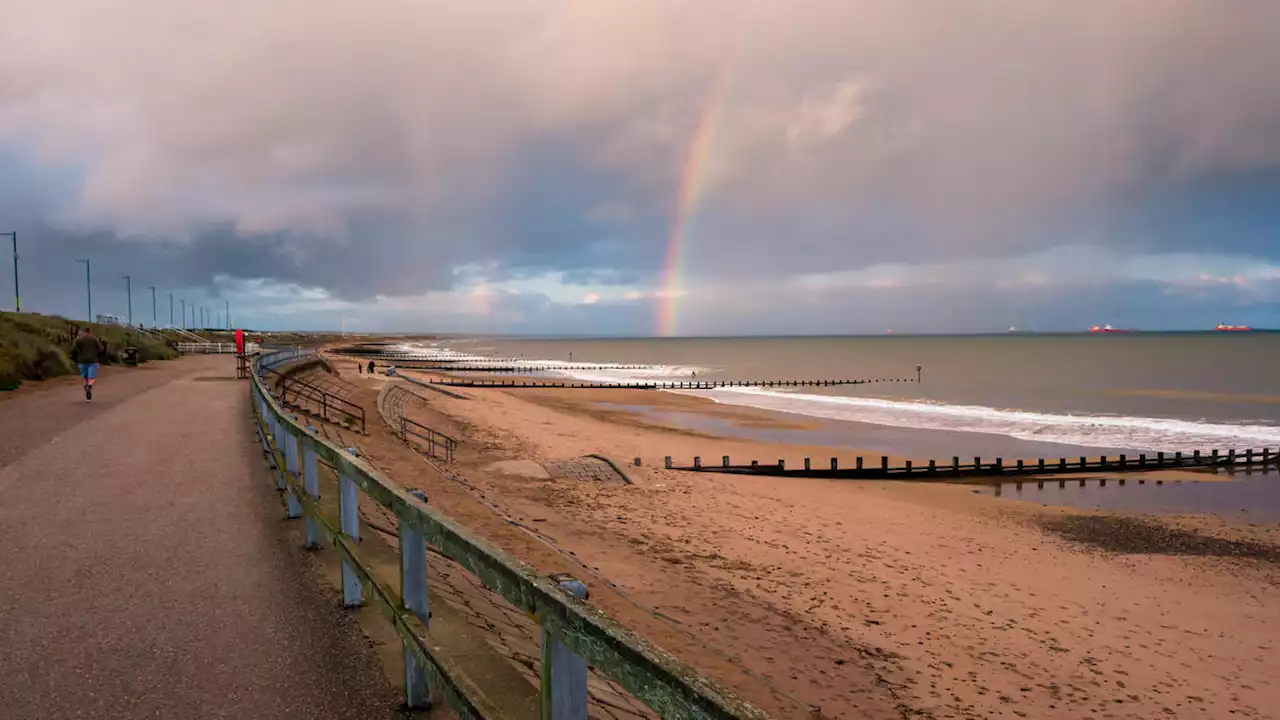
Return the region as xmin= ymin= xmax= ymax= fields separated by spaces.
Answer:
xmin=70 ymin=327 xmax=104 ymax=402
xmin=367 ymin=360 xmax=376 ymax=375
xmin=691 ymin=370 xmax=696 ymax=380
xmin=357 ymin=363 xmax=363 ymax=375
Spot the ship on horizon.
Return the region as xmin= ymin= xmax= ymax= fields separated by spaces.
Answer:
xmin=1215 ymin=322 xmax=1253 ymax=332
xmin=1089 ymin=324 xmax=1133 ymax=333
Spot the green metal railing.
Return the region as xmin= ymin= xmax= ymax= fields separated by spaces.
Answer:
xmin=251 ymin=349 xmax=765 ymax=719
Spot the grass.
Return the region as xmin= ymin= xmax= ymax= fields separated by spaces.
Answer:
xmin=0 ymin=311 xmax=180 ymax=391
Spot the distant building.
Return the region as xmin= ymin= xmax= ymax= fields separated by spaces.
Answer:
xmin=95 ymin=314 xmax=124 ymax=325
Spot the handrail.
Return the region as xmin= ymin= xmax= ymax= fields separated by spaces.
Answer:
xmin=262 ymin=357 xmax=367 ymax=433
xmin=402 ymin=416 xmax=457 ymax=463
xmin=280 ymin=373 xmax=367 ymax=433
xmin=250 ymin=349 xmax=765 ymax=719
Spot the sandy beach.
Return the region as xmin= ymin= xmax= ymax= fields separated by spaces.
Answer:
xmin=345 ymin=359 xmax=1280 ymax=719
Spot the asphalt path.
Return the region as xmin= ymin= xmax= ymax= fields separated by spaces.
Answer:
xmin=0 ymin=357 xmax=404 ymax=719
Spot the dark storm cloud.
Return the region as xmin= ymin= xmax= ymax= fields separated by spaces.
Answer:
xmin=2 ymin=1 xmax=1280 ymax=332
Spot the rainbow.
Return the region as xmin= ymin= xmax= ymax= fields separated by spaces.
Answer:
xmin=655 ymin=43 xmax=746 ymax=337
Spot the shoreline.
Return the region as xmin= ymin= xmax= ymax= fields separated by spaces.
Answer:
xmin=342 ymin=355 xmax=1280 ymax=719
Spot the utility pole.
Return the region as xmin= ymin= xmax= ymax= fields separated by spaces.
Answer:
xmin=75 ymin=259 xmax=92 ymax=321
xmin=168 ymin=293 xmax=174 ymax=326
xmin=2 ymin=231 xmax=16 ymax=312
xmin=148 ymin=286 xmax=157 ymax=326
xmin=121 ymin=275 xmax=132 ymax=325
xmin=180 ymin=299 xmax=186 ymax=329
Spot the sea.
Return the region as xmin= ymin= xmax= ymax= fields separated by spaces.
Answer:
xmin=395 ymin=333 xmax=1280 ymax=457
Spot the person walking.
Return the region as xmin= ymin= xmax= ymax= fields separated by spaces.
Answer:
xmin=367 ymin=360 xmax=375 ymax=375
xmin=70 ymin=327 xmax=104 ymax=402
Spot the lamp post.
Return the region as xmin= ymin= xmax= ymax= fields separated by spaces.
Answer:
xmin=121 ymin=275 xmax=132 ymax=325
xmin=148 ymin=286 xmax=157 ymax=327
xmin=180 ymin=299 xmax=186 ymax=329
xmin=168 ymin=293 xmax=174 ymax=327
xmin=225 ymin=300 xmax=230 ymax=329
xmin=2 ymin=231 xmax=15 ymax=312
xmin=75 ymin=259 xmax=92 ymax=321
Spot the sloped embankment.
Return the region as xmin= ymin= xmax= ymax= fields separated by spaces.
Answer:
xmin=0 ymin=311 xmax=179 ymax=390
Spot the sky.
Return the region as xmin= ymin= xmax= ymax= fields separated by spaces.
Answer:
xmin=2 ymin=0 xmax=1280 ymax=334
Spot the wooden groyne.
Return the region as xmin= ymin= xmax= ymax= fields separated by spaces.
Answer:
xmin=377 ymin=363 xmax=650 ymax=373
xmin=400 ymin=376 xmax=917 ymax=390
xmin=661 ymin=448 xmax=1278 ymax=480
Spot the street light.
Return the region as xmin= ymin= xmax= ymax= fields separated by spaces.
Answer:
xmin=148 ymin=286 xmax=157 ymax=327
xmin=75 ymin=259 xmax=92 ymax=321
xmin=2 ymin=231 xmax=16 ymax=312
xmin=168 ymin=293 xmax=174 ymax=327
xmin=225 ymin=300 xmax=230 ymax=329
xmin=180 ymin=298 xmax=186 ymax=329
xmin=121 ymin=275 xmax=132 ymax=326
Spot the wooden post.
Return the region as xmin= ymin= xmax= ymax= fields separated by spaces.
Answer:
xmin=1016 ymin=459 xmax=1024 ymax=471
xmin=1038 ymin=459 xmax=1045 ymax=471
xmin=1139 ymin=453 xmax=1146 ymax=467
xmin=1100 ymin=455 xmax=1108 ymax=468
xmin=284 ymin=429 xmax=303 ymax=519
xmin=302 ymin=440 xmax=321 ymax=549
xmin=664 ymin=456 xmax=672 ymax=469
xmin=952 ymin=456 xmax=960 ymax=473
xmin=541 ymin=576 xmax=590 ymax=720
xmin=974 ymin=457 xmax=982 ymax=472
xmin=1228 ymin=448 xmax=1236 ymax=463
xmin=723 ymin=455 xmax=730 ymax=467
xmin=855 ymin=457 xmax=862 ymax=470
xmin=634 ymin=457 xmax=641 ymax=467
xmin=693 ymin=456 xmax=701 ymax=469
xmin=832 ymin=457 xmax=840 ymax=470
xmin=995 ymin=457 xmax=1003 ymax=474
xmin=1079 ymin=456 xmax=1086 ymax=468
xmin=1119 ymin=454 xmax=1127 ymax=468
xmin=928 ymin=459 xmax=936 ymax=474
xmin=905 ymin=460 xmax=913 ymax=472
xmin=804 ymin=458 xmax=811 ymax=471
xmin=1246 ymin=448 xmax=1254 ymax=465
xmin=778 ymin=459 xmax=785 ymax=470
xmin=881 ymin=456 xmax=889 ymax=470
xmin=400 ymin=515 xmax=431 ymax=709
xmin=340 ymin=448 xmax=363 ymax=608
xmin=751 ymin=460 xmax=758 ymax=468
xmin=1059 ymin=458 xmax=1066 ymax=470
xmin=1212 ymin=449 xmax=1219 ymax=463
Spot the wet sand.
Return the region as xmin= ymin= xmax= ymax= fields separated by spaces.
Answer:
xmin=373 ymin=367 xmax=1280 ymax=719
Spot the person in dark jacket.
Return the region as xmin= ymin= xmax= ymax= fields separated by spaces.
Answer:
xmin=367 ymin=360 xmax=375 ymax=375
xmin=70 ymin=327 xmax=105 ymax=402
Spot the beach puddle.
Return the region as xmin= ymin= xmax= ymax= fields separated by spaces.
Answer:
xmin=986 ymin=468 xmax=1280 ymax=523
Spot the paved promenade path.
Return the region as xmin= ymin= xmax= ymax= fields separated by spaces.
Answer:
xmin=0 ymin=357 xmax=404 ymax=719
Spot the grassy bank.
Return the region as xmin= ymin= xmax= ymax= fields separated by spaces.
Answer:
xmin=0 ymin=312 xmax=180 ymax=391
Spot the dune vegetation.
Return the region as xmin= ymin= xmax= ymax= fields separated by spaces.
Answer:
xmin=0 ymin=312 xmax=179 ymax=391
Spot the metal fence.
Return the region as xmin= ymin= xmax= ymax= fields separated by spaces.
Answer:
xmin=250 ymin=349 xmax=764 ymax=720
xmin=178 ymin=342 xmax=260 ymax=354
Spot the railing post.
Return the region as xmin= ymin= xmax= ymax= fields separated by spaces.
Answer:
xmin=399 ymin=515 xmax=431 ymax=708
xmin=302 ymin=435 xmax=320 ymax=549
xmin=284 ymin=428 xmax=302 ymax=519
xmin=340 ymin=448 xmax=363 ymax=607
xmin=542 ymin=575 xmax=590 ymax=720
